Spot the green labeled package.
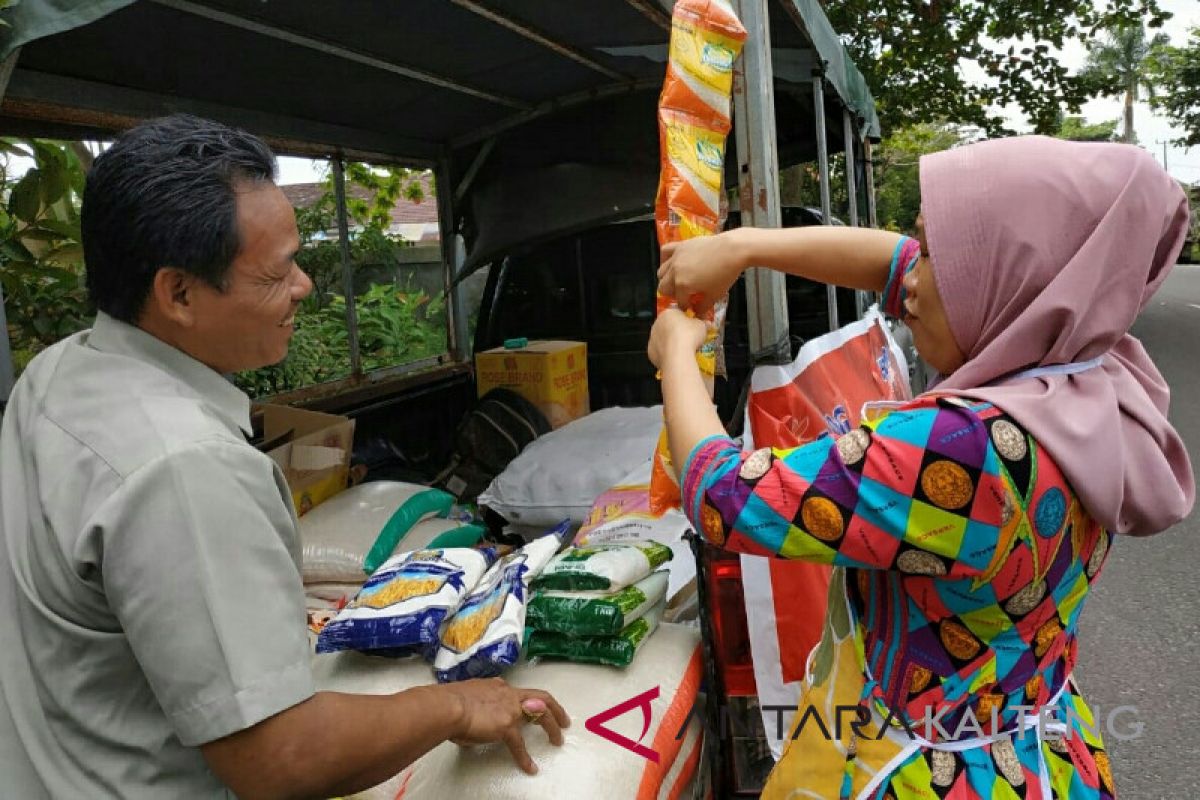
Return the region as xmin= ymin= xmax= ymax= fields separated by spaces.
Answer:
xmin=525 ymin=600 xmax=665 ymax=667
xmin=532 ymin=541 xmax=673 ymax=591
xmin=527 ymin=571 xmax=669 ymax=636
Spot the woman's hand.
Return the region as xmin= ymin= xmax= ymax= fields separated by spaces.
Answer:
xmin=443 ymin=678 xmax=570 ymax=775
xmin=648 ymin=308 xmax=709 ymax=370
xmin=657 ymin=230 xmax=748 ymax=313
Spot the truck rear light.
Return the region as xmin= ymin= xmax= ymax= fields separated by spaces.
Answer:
xmin=705 ymin=549 xmax=757 ymax=697
xmin=693 ymin=536 xmax=775 ymax=797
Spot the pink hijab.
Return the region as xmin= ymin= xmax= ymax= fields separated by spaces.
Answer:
xmin=920 ymin=135 xmax=1194 ymax=536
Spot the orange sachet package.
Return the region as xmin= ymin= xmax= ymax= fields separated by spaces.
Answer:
xmin=649 ymin=0 xmax=746 ymax=514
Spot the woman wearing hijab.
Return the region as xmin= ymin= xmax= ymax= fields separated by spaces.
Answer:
xmin=649 ymin=136 xmax=1194 ymax=799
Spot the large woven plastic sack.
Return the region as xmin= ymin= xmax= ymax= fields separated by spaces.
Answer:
xmin=347 ymin=712 xmax=703 ymax=800
xmin=649 ymin=0 xmax=745 ymax=516
xmin=312 ymin=622 xmax=704 ymax=800
xmin=300 ymin=482 xmax=473 ymax=583
xmin=478 ymin=406 xmax=663 ymax=528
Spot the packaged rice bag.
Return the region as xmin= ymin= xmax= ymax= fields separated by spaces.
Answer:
xmin=533 ymin=541 xmax=672 ymax=592
xmin=525 ymin=600 xmax=666 ymax=667
xmin=527 ymin=570 xmax=668 ymax=637
xmin=433 ymin=534 xmax=559 ymax=683
xmin=316 ymin=547 xmax=494 ymax=657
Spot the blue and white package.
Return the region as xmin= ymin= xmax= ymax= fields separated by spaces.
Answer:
xmin=316 ymin=547 xmax=494 ymax=657
xmin=433 ymin=534 xmax=559 ymax=682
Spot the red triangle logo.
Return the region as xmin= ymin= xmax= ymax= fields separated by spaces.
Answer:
xmin=584 ymin=686 xmax=660 ymax=763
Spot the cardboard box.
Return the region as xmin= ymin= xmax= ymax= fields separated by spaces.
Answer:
xmin=475 ymin=340 xmax=589 ymax=429
xmin=254 ymin=404 xmax=355 ymax=516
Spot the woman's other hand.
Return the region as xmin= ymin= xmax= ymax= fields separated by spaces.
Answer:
xmin=658 ymin=230 xmax=747 ymax=313
xmin=648 ymin=308 xmax=709 ymax=370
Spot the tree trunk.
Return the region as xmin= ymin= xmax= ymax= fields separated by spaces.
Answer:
xmin=1123 ymin=87 xmax=1135 ymax=144
xmin=69 ymin=141 xmax=95 ymax=172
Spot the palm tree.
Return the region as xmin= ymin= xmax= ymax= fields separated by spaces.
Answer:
xmin=1080 ymin=23 xmax=1170 ymax=144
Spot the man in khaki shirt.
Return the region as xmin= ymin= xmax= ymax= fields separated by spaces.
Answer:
xmin=0 ymin=115 xmax=567 ymax=799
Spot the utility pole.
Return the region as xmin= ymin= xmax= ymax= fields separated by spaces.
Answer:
xmin=1158 ymin=140 xmax=1169 ymax=172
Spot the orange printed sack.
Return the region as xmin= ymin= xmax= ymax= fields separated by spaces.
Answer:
xmin=740 ymin=308 xmax=912 ymax=759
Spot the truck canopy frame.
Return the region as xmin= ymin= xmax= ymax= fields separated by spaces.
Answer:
xmin=0 ymin=0 xmax=880 ymax=397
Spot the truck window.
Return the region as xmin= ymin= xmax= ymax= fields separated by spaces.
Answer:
xmin=245 ymin=161 xmax=449 ymax=398
xmin=487 ymin=237 xmax=585 ymax=343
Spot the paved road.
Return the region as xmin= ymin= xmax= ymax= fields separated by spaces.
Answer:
xmin=1076 ymin=264 xmax=1200 ymax=799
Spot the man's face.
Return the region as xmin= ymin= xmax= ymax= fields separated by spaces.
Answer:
xmin=185 ymin=182 xmax=312 ymax=374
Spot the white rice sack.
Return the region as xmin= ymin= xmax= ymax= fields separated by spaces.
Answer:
xmin=533 ymin=541 xmax=672 ymax=592
xmin=478 ymin=406 xmax=662 ymax=528
xmin=305 ymin=582 xmax=365 ymax=606
xmin=312 ymin=623 xmax=704 ymax=800
xmin=433 ymin=535 xmax=559 ymax=683
xmin=299 ymin=481 xmax=464 ymax=583
xmin=315 ymin=547 xmax=493 ymax=658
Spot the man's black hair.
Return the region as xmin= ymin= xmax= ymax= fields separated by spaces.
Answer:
xmin=82 ymin=114 xmax=277 ymax=323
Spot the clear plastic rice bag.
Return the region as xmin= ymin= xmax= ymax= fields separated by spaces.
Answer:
xmin=433 ymin=534 xmax=559 ymax=682
xmin=316 ymin=547 xmax=494 ymax=658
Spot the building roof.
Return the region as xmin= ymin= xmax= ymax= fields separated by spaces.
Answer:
xmin=280 ymin=174 xmax=439 ymax=242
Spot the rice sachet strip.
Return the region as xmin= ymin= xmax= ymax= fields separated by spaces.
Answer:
xmin=649 ymin=0 xmax=746 ymax=514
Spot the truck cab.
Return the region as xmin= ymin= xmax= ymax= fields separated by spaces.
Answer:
xmin=0 ymin=2 xmax=884 ymax=796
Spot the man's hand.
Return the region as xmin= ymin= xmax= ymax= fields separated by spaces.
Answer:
xmin=201 ymin=682 xmax=569 ymax=800
xmin=657 ymin=230 xmax=747 ymax=313
xmin=444 ymin=678 xmax=570 ymax=775
xmin=648 ymin=308 xmax=709 ymax=370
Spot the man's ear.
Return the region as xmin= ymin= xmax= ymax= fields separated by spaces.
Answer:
xmin=149 ymin=267 xmax=197 ymax=327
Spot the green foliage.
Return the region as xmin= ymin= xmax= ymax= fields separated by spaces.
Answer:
xmin=779 ymin=156 xmax=849 ymax=217
xmin=779 ymin=123 xmax=972 ymax=234
xmin=291 ymin=164 xmax=429 ymax=310
xmin=1147 ymin=26 xmax=1200 ymax=148
xmin=0 ymin=0 xmax=19 ymax=27
xmin=825 ymin=0 xmax=1170 ymax=136
xmin=1077 ymin=22 xmax=1170 ymax=143
xmin=874 ymin=122 xmax=975 ymax=232
xmin=1 ymin=145 xmax=447 ymax=395
xmin=232 ymin=281 xmax=446 ymax=397
xmin=1054 ymin=115 xmax=1119 ymax=142
xmin=235 ymin=163 xmax=446 ymax=398
xmin=0 ymin=139 xmax=92 ymax=373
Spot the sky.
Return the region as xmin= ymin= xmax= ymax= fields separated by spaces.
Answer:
xmin=272 ymin=1 xmax=1200 ymax=187
xmin=983 ymin=0 xmax=1200 ymax=183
